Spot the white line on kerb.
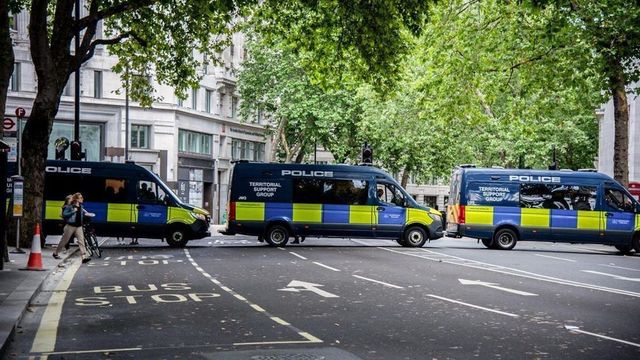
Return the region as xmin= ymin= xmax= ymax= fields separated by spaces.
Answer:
xmin=289 ymin=252 xmax=307 ymax=260
xmin=313 ymin=262 xmax=341 ymax=272
xmin=427 ymin=294 xmax=520 ymax=318
xmin=42 ymin=347 xmax=142 ymax=356
xmin=564 ymin=325 xmax=640 ymax=348
xmin=352 ymin=275 xmax=404 ymax=289
xmin=535 ymin=254 xmax=576 ymax=262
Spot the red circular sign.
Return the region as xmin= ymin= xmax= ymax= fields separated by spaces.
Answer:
xmin=15 ymin=107 xmax=26 ymax=117
xmin=2 ymin=117 xmax=15 ymax=130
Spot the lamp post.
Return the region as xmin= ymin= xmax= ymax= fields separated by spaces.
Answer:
xmin=125 ymin=67 xmax=129 ymax=161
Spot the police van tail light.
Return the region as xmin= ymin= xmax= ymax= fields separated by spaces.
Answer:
xmin=228 ymin=202 xmax=236 ymax=221
xmin=458 ymin=205 xmax=466 ymax=224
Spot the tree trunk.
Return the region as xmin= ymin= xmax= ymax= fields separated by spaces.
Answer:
xmin=270 ymin=116 xmax=288 ymax=161
xmin=401 ymin=168 xmax=410 ymax=188
xmin=0 ymin=0 xmax=15 ymax=133
xmin=608 ymin=58 xmax=629 ymax=188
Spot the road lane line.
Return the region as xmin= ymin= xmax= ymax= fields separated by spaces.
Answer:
xmin=378 ymin=247 xmax=640 ymax=298
xmin=289 ymin=252 xmax=307 ymax=260
xmin=31 ymin=260 xmax=82 ymax=354
xmin=313 ymin=262 xmax=341 ymax=272
xmin=535 ymin=254 xmax=576 ymax=262
xmin=41 ymin=347 xmax=142 ymax=356
xmin=599 ymin=263 xmax=640 ymax=272
xmin=581 ymin=270 xmax=640 ymax=282
xmin=564 ymin=325 xmax=640 ymax=348
xmin=427 ymin=294 xmax=519 ymax=318
xmin=352 ymin=275 xmax=404 ymax=289
xmin=184 ymin=249 xmax=323 ymax=344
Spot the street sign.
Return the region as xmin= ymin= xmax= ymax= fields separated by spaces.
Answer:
xmin=4 ymin=137 xmax=17 ymax=162
xmin=278 ymin=280 xmax=339 ymax=298
xmin=3 ymin=118 xmax=15 ymax=132
xmin=458 ymin=278 xmax=538 ymax=296
xmin=15 ymin=107 xmax=26 ymax=118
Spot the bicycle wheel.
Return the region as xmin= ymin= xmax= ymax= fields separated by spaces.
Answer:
xmin=91 ymin=234 xmax=102 ymax=258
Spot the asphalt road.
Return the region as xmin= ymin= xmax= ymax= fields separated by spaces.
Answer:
xmin=5 ymin=235 xmax=640 ymax=359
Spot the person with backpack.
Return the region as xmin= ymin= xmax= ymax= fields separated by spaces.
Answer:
xmin=53 ymin=192 xmax=93 ymax=263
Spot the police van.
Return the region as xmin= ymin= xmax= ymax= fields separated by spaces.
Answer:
xmin=221 ymin=162 xmax=444 ymax=246
xmin=42 ymin=160 xmax=211 ymax=247
xmin=446 ymin=166 xmax=640 ymax=253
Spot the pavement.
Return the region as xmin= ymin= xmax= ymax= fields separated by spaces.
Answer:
xmin=0 ymin=224 xmax=229 ymax=357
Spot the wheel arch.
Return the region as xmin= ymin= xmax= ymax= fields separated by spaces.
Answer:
xmin=404 ymin=222 xmax=431 ymax=239
xmin=493 ymin=223 xmax=520 ymax=241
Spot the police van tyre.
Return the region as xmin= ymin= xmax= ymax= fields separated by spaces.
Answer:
xmin=493 ymin=228 xmax=517 ymax=250
xmin=614 ymin=244 xmax=632 ymax=254
xmin=404 ymin=226 xmax=428 ymax=248
xmin=166 ymin=226 xmax=189 ymax=248
xmin=265 ymin=224 xmax=289 ymax=247
xmin=481 ymin=238 xmax=494 ymax=249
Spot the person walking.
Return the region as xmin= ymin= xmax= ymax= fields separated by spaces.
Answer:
xmin=53 ymin=192 xmax=93 ymax=263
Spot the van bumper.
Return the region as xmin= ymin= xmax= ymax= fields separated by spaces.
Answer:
xmin=429 ymin=219 xmax=445 ymax=240
xmin=190 ymin=220 xmax=211 ymax=239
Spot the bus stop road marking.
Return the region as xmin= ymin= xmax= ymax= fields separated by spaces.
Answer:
xmin=427 ymin=294 xmax=519 ymax=318
xmin=564 ymin=325 xmax=640 ymax=348
xmin=377 ymin=247 xmax=640 ymax=298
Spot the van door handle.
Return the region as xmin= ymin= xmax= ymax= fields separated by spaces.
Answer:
xmin=377 ymin=207 xmax=385 ymax=211
xmin=605 ymin=212 xmax=614 ymax=217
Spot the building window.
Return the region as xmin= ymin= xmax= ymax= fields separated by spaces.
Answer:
xmin=217 ymin=92 xmax=224 ymax=115
xmin=205 ymin=89 xmax=212 ymax=113
xmin=178 ymin=129 xmax=212 ymax=155
xmin=10 ymin=13 xmax=18 ymax=31
xmin=232 ymin=97 xmax=238 ymax=119
xmin=177 ymin=96 xmax=183 ymax=107
xmin=230 ymin=44 xmax=235 ymax=58
xmin=10 ymin=63 xmax=20 ymax=92
xmin=191 ymin=88 xmax=198 ymax=110
xmin=94 ymin=71 xmax=102 ymax=99
xmin=131 ymin=125 xmax=150 ymax=149
xmin=231 ymin=139 xmax=265 ymax=161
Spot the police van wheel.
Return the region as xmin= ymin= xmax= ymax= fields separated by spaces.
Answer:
xmin=166 ymin=227 xmax=188 ymax=248
xmin=265 ymin=225 xmax=289 ymax=247
xmin=493 ymin=228 xmax=517 ymax=250
xmin=404 ymin=226 xmax=427 ymax=248
xmin=632 ymin=233 xmax=640 ymax=253
xmin=614 ymin=244 xmax=632 ymax=254
xmin=481 ymin=238 xmax=494 ymax=249
xmin=396 ymin=238 xmax=407 ymax=247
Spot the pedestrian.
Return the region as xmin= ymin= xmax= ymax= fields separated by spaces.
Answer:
xmin=130 ymin=237 xmax=139 ymax=245
xmin=58 ymin=195 xmax=74 ymax=253
xmin=53 ymin=192 xmax=93 ymax=263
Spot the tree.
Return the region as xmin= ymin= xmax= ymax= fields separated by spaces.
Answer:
xmin=237 ymin=34 xmax=362 ymax=163
xmin=0 ymin=1 xmax=23 ymax=134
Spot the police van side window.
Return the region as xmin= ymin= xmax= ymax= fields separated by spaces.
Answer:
xmin=138 ymin=180 xmax=165 ymax=204
xmin=467 ymin=182 xmax=518 ymax=206
xmin=377 ymin=183 xmax=406 ymax=207
xmin=520 ymin=184 xmax=596 ymax=210
xmin=604 ymin=188 xmax=634 ymax=212
xmin=293 ymin=179 xmax=368 ymax=205
xmin=104 ymin=179 xmax=128 ymax=203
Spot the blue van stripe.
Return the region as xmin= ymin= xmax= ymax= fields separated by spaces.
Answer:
xmin=323 ymin=204 xmax=350 ymax=224
xmin=265 ymin=202 xmax=292 ymax=221
xmin=550 ymin=209 xmax=577 ymax=228
xmin=83 ymin=202 xmax=108 ymax=223
xmin=493 ymin=206 xmax=520 ymax=226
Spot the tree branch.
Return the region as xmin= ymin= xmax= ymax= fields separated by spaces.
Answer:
xmin=80 ymin=32 xmax=133 ymax=64
xmin=77 ymin=0 xmax=157 ymax=31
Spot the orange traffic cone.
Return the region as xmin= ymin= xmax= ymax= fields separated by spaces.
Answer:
xmin=20 ymin=223 xmax=46 ymax=271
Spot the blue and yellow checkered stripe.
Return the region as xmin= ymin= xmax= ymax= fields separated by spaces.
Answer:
xmin=234 ymin=202 xmax=433 ymax=226
xmin=465 ymin=205 xmax=636 ymax=231
xmin=44 ymin=201 xmax=191 ymax=225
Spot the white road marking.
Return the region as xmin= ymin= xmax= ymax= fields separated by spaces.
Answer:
xmin=184 ymin=249 xmax=323 ymax=344
xmin=313 ymin=262 xmax=341 ymax=272
xmin=289 ymin=252 xmax=307 ymax=260
xmin=352 ymin=275 xmax=404 ymax=289
xmin=41 ymin=347 xmax=142 ymax=356
xmin=458 ymin=278 xmax=538 ymax=296
xmin=564 ymin=325 xmax=640 ymax=348
xmin=535 ymin=254 xmax=576 ymax=262
xmin=278 ymin=280 xmax=339 ymax=298
xmin=581 ymin=270 xmax=640 ymax=282
xmin=31 ymin=260 xmax=81 ymax=354
xmin=378 ymin=247 xmax=640 ymax=298
xmin=598 ymin=263 xmax=640 ymax=272
xmin=427 ymin=294 xmax=519 ymax=318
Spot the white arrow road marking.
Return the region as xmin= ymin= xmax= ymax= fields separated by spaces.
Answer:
xmin=278 ymin=280 xmax=339 ymax=298
xmin=458 ymin=279 xmax=538 ymax=296
xmin=564 ymin=325 xmax=640 ymax=348
xmin=581 ymin=270 xmax=640 ymax=282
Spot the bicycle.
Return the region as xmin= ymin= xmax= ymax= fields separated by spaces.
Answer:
xmin=83 ymin=218 xmax=102 ymax=258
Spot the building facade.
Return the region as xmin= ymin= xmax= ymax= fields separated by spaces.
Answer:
xmin=4 ymin=9 xmax=271 ymax=224
xmin=597 ymin=82 xmax=640 ymax=183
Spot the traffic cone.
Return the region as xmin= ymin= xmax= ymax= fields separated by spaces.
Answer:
xmin=20 ymin=223 xmax=46 ymax=271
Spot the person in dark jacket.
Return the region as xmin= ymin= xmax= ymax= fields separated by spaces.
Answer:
xmin=53 ymin=193 xmax=93 ymax=263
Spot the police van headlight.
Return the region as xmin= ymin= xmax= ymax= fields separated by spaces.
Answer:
xmin=428 ymin=213 xmax=442 ymax=223
xmin=191 ymin=213 xmax=207 ymax=221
